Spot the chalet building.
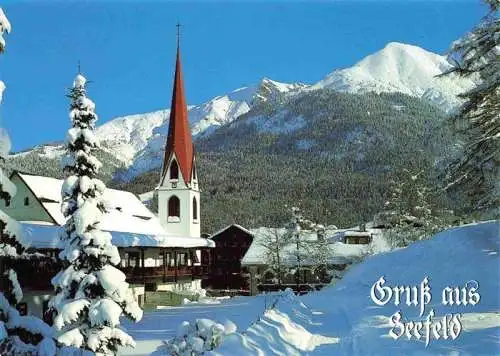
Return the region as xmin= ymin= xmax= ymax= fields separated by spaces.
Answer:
xmin=2 ymin=36 xmax=215 ymax=317
xmin=207 ymin=224 xmax=253 ymax=291
xmin=339 ymin=231 xmax=372 ymax=245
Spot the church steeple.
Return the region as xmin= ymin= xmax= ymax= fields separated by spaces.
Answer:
xmin=157 ymin=26 xmax=200 ymax=238
xmin=161 ymin=24 xmax=195 ymax=185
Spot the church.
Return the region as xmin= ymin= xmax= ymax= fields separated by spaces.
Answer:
xmin=0 ymin=36 xmax=215 ymax=317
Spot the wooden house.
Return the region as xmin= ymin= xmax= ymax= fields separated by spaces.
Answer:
xmin=207 ymin=224 xmax=253 ymax=291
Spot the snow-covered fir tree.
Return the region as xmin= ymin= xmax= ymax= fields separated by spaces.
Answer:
xmin=443 ymin=1 xmax=499 ymax=213
xmin=50 ymin=73 xmax=142 ymax=355
xmin=0 ymin=8 xmax=56 ymax=355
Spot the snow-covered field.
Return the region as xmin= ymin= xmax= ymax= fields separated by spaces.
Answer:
xmin=120 ymin=221 xmax=499 ymax=355
xmin=119 ymin=295 xmax=272 ymax=355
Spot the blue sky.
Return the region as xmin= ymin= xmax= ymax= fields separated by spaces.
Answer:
xmin=0 ymin=0 xmax=486 ymax=152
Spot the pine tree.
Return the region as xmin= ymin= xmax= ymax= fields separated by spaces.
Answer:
xmin=443 ymin=1 xmax=499 ymax=212
xmin=0 ymin=8 xmax=56 ymax=355
xmin=50 ymin=73 xmax=142 ymax=355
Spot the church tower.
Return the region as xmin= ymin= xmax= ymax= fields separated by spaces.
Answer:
xmin=158 ymin=29 xmax=200 ymax=238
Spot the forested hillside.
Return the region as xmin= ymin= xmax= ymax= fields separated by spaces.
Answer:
xmin=6 ymin=145 xmax=124 ymax=183
xmin=5 ymin=90 xmax=457 ymax=234
xmin=114 ymin=89 xmax=455 ymax=233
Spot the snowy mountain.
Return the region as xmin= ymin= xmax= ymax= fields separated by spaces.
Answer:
xmin=117 ymin=78 xmax=307 ymax=180
xmin=96 ymin=109 xmax=169 ymax=165
xmin=9 ymin=78 xmax=305 ymax=172
xmin=191 ymin=78 xmax=307 ymax=137
xmin=11 ymin=42 xmax=474 ymax=182
xmin=9 ymin=110 xmax=169 ymax=168
xmin=312 ymin=42 xmax=475 ymax=112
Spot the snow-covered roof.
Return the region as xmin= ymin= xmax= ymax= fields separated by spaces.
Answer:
xmin=17 ymin=172 xmax=164 ymax=236
xmin=241 ymin=227 xmax=327 ymax=266
xmin=209 ymin=224 xmax=254 ymax=239
xmin=21 ymin=223 xmax=214 ymax=249
xmin=14 ymin=172 xmax=214 ymax=249
xmin=241 ymin=226 xmax=389 ymax=266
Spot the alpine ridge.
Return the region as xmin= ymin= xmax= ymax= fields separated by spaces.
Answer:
xmin=312 ymin=42 xmax=474 ymax=111
xmin=11 ymin=42 xmax=473 ymax=181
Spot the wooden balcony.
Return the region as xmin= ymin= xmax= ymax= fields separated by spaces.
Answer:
xmin=122 ymin=265 xmax=211 ymax=284
xmin=9 ymin=251 xmax=212 ymax=291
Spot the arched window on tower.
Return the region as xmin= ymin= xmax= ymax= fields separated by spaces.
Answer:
xmin=170 ymin=159 xmax=179 ymax=180
xmin=192 ymin=164 xmax=197 ymax=180
xmin=193 ymin=197 xmax=198 ymax=221
xmin=168 ymin=196 xmax=180 ymax=220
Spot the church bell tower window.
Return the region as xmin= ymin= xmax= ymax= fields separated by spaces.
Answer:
xmin=168 ymin=195 xmax=180 ymax=219
xmin=170 ymin=159 xmax=179 ymax=181
xmin=193 ymin=197 xmax=198 ymax=221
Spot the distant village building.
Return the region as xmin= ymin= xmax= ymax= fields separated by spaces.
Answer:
xmin=339 ymin=231 xmax=372 ymax=245
xmin=1 ymin=37 xmax=215 ymax=318
xmin=239 ymin=226 xmax=386 ymax=294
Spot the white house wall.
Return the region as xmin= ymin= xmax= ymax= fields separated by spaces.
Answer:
xmin=0 ymin=174 xmax=54 ymax=223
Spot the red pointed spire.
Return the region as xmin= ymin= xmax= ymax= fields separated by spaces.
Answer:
xmin=162 ymin=28 xmax=195 ymax=184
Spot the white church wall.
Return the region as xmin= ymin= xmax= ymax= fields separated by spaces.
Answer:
xmin=157 ymin=153 xmax=201 ymax=238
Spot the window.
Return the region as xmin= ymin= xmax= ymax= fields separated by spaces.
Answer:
xmin=165 ymin=253 xmax=172 ymax=267
xmin=192 ymin=197 xmax=198 ymax=221
xmin=157 ymin=253 xmax=164 ymax=267
xmin=128 ymin=252 xmax=140 ymax=268
xmin=192 ymin=164 xmax=197 ymax=180
xmin=5 ymin=199 xmax=10 ymax=207
xmin=168 ymin=196 xmax=180 ymax=217
xmin=170 ymin=159 xmax=179 ymax=180
xmin=177 ymin=253 xmax=186 ymax=266
xmin=121 ymin=253 xmax=129 ymax=267
xmin=24 ymin=197 xmax=29 ymax=206
xmin=169 ymin=253 xmax=175 ymax=267
xmin=191 ymin=250 xmax=200 ymax=264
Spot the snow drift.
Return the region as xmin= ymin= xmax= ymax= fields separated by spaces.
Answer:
xmin=119 ymin=221 xmax=499 ymax=355
xmin=211 ymin=221 xmax=500 ymax=355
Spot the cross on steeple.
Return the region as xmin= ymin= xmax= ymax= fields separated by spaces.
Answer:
xmin=176 ymin=22 xmax=181 ymax=48
xmin=77 ymin=60 xmax=81 ymax=74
